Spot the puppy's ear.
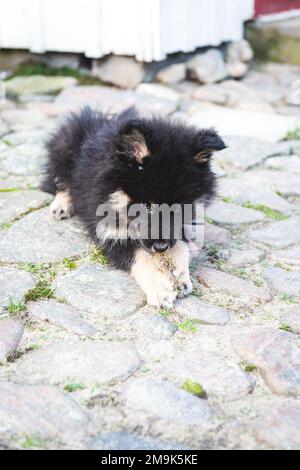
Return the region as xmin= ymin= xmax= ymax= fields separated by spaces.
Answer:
xmin=194 ymin=129 xmax=226 ymax=164
xmin=120 ymin=126 xmax=149 ymax=164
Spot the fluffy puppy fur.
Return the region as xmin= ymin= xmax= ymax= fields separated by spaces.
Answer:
xmin=42 ymin=107 xmax=225 ymax=308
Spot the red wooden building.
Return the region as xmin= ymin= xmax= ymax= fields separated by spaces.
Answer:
xmin=255 ymin=0 xmax=300 ymax=17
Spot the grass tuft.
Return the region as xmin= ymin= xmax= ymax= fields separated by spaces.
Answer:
xmin=23 ymin=436 xmax=47 ymax=449
xmin=64 ymin=383 xmax=86 ymax=393
xmin=7 ymin=299 xmax=26 ymax=318
xmin=90 ymin=245 xmax=108 ymax=265
xmin=24 ymin=279 xmax=54 ymax=302
xmin=279 ymin=324 xmax=292 ymax=332
xmin=284 ymin=126 xmax=300 ymax=141
xmin=242 ymin=202 xmax=288 ymax=221
xmin=6 ymin=62 xmax=103 ymax=86
xmin=182 ymin=379 xmax=206 ymax=398
xmin=63 ymin=258 xmax=77 ymax=270
xmin=176 ymin=320 xmax=198 ymax=334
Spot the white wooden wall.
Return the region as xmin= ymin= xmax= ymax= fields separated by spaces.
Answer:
xmin=0 ymin=0 xmax=254 ymax=62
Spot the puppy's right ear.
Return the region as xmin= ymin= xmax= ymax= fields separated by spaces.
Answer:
xmin=194 ymin=129 xmax=226 ymax=164
xmin=119 ymin=125 xmax=149 ymax=164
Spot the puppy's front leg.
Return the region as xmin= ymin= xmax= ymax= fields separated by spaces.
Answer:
xmin=170 ymin=241 xmax=193 ymax=299
xmin=131 ymin=249 xmax=177 ymax=309
xmin=50 ymin=190 xmax=74 ymax=220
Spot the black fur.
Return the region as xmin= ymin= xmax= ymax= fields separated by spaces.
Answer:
xmin=42 ymin=107 xmax=225 ymax=271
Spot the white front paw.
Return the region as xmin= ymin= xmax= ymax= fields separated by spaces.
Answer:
xmin=146 ymin=276 xmax=177 ymax=309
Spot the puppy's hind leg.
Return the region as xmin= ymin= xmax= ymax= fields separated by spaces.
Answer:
xmin=50 ymin=190 xmax=74 ymax=221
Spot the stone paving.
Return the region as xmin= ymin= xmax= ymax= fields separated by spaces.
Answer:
xmin=0 ymin=68 xmax=300 ymax=450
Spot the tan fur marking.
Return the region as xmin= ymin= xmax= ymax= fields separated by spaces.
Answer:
xmin=50 ymin=191 xmax=73 ymax=220
xmin=108 ymin=190 xmax=130 ymax=212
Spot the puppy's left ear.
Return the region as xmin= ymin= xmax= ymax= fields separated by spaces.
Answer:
xmin=194 ymin=129 xmax=226 ymax=164
xmin=120 ymin=124 xmax=149 ymax=164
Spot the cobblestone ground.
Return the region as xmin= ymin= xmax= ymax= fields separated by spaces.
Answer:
xmin=0 ymin=69 xmax=299 ymax=450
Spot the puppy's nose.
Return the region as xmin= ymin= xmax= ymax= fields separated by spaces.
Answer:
xmin=152 ymin=241 xmax=171 ymax=253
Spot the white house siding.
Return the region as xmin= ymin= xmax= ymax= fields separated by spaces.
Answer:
xmin=0 ymin=0 xmax=254 ymax=62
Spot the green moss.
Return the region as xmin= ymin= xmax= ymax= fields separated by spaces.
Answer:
xmin=241 ymin=362 xmax=257 ymax=374
xmin=0 ymin=188 xmax=21 ymax=193
xmin=1 ymin=222 xmax=13 ymax=230
xmin=182 ymin=379 xmax=206 ymax=398
xmin=24 ymin=279 xmax=54 ymax=302
xmin=285 ymin=126 xmax=300 ymax=141
xmin=160 ymin=309 xmax=173 ymax=318
xmin=27 ymin=344 xmax=40 ymax=352
xmin=23 ymin=436 xmax=47 ymax=449
xmin=90 ymin=245 xmax=108 ymax=265
xmin=246 ymin=23 xmax=300 ymax=65
xmin=281 ymin=294 xmax=296 ymax=304
xmin=63 ymin=257 xmax=77 ymax=270
xmin=242 ymin=202 xmax=288 ymax=221
xmin=1 ymin=137 xmax=12 ymax=146
xmin=176 ymin=320 xmax=198 ymax=334
xmin=64 ymin=383 xmax=86 ymax=393
xmin=222 ymin=197 xmax=234 ymax=203
xmin=6 ymin=62 xmax=103 ymax=86
xmin=279 ymin=324 xmax=292 ymax=332
xmin=7 ymin=299 xmax=26 ymax=318
xmin=20 ymin=263 xmax=46 ymax=274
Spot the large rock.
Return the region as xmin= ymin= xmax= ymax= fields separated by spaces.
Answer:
xmin=5 ymin=75 xmax=77 ymax=97
xmin=227 ymin=40 xmax=254 ymax=63
xmin=270 ymin=247 xmax=300 ymax=267
xmin=233 ymin=328 xmax=300 ymax=397
xmin=184 ymin=105 xmax=300 ymax=142
xmin=254 ymin=402 xmax=300 ymax=450
xmin=136 ymin=83 xmax=180 ymax=104
xmin=0 ymin=382 xmax=89 ymax=445
xmin=0 ymin=267 xmax=35 ymax=311
xmin=175 ymin=296 xmax=230 ymax=325
xmin=92 ymin=56 xmax=144 ymax=89
xmin=265 ymin=156 xmax=300 ymax=174
xmin=156 ymin=63 xmax=186 ymax=84
xmin=196 ymin=267 xmax=271 ymax=304
xmin=16 ymin=341 xmax=141 ymax=386
xmin=247 ymin=218 xmax=300 ymax=248
xmin=281 ymin=307 xmax=300 ymax=335
xmin=88 ymin=432 xmax=185 ymax=451
xmin=0 ymin=143 xmax=48 ymax=176
xmin=165 ymin=350 xmax=253 ymax=401
xmin=214 ymin=80 xmax=274 ymax=113
xmin=0 ymin=207 xmax=90 ymax=263
xmin=27 ymin=300 xmax=97 ymax=337
xmin=263 ymin=267 xmax=300 ymax=297
xmin=214 ymin=136 xmax=276 ymax=172
xmin=188 ymin=50 xmax=228 ymax=84
xmin=132 ymin=312 xmax=177 ymax=340
xmin=204 ymin=224 xmax=232 ymax=245
xmin=123 ymin=378 xmax=214 ymax=427
xmin=237 ymin=170 xmax=300 ymax=197
xmin=206 ymin=201 xmax=265 ymax=225
xmin=0 ymin=320 xmax=24 ymax=363
xmin=0 ymin=190 xmax=53 ymax=225
xmin=56 ymin=85 xmax=176 ymax=115
xmin=219 ymin=178 xmax=295 ymax=214
xmin=54 ymin=264 xmax=145 ymax=318
xmin=228 ymin=248 xmax=265 ymax=267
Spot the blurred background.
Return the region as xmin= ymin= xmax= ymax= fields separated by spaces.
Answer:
xmin=0 ymin=0 xmax=300 ymax=143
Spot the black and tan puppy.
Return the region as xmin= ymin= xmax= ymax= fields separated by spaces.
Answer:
xmin=42 ymin=107 xmax=225 ymax=309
